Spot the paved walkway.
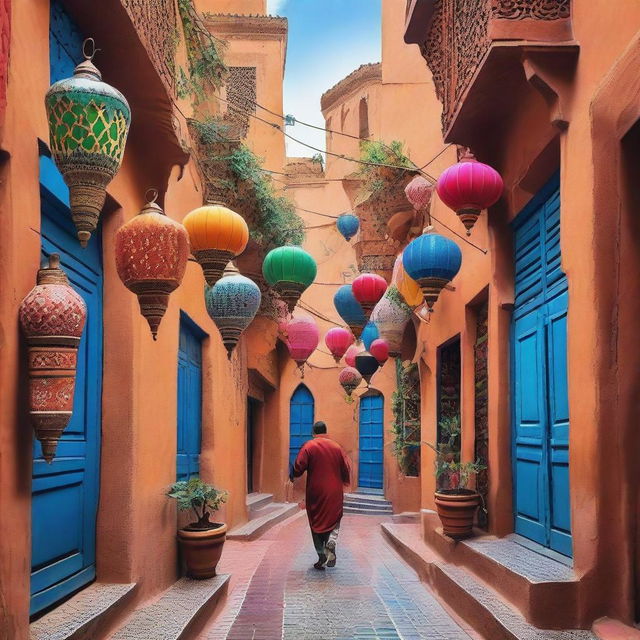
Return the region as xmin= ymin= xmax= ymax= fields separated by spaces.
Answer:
xmin=199 ymin=511 xmax=477 ymax=640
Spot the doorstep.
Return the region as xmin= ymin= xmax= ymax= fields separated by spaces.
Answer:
xmin=227 ymin=502 xmax=299 ymax=540
xmin=382 ymin=521 xmax=596 ymax=639
xmin=110 ymin=575 xmax=229 ymax=640
xmin=30 ymin=582 xmax=136 ymax=640
xmin=593 ymin=618 xmax=640 ymax=640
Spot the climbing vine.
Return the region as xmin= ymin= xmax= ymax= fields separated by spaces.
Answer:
xmin=358 ymin=140 xmax=413 ymax=197
xmin=390 ymin=359 xmax=421 ymax=476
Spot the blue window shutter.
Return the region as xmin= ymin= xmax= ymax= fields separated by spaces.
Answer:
xmin=289 ymin=385 xmax=314 ymax=467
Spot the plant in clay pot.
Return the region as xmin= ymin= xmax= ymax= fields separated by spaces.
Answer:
xmin=427 ymin=415 xmax=486 ymax=540
xmin=167 ymin=477 xmax=229 ymax=579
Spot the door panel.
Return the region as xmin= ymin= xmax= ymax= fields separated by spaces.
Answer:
xmin=31 ymin=157 xmax=103 ymax=615
xmin=289 ymin=385 xmax=314 ymax=467
xmin=358 ymin=394 xmax=384 ymax=489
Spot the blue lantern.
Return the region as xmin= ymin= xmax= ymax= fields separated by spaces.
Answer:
xmin=334 ymin=284 xmax=366 ymax=339
xmin=336 ymin=213 xmax=360 ymax=242
xmin=361 ymin=321 xmax=379 ymax=350
xmin=205 ymin=265 xmax=261 ymax=358
xmin=402 ymin=233 xmax=462 ymax=311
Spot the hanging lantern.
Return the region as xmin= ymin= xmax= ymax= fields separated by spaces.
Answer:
xmin=405 ymin=175 xmax=433 ymax=211
xmin=392 ymin=254 xmax=423 ymax=309
xmin=355 ymin=350 xmax=380 ymax=385
xmin=115 ymin=191 xmax=189 ymax=340
xmin=183 ymin=202 xmax=249 ymax=287
xmin=436 ymin=151 xmax=503 ymax=234
xmin=371 ymin=287 xmax=411 ymax=358
xmin=344 ymin=344 xmax=364 ymax=368
xmin=262 ymin=246 xmax=317 ymax=313
xmin=370 ymin=338 xmax=390 ymax=365
xmin=19 ymin=254 xmax=87 ymax=462
xmin=45 ymin=39 xmax=130 ymax=247
xmin=351 ymin=273 xmax=387 ymax=320
xmin=336 ymin=213 xmax=359 ymax=241
xmin=361 ymin=320 xmax=379 ymax=350
xmin=339 ymin=366 xmax=362 ymax=397
xmin=325 ymin=327 xmax=354 ymax=363
xmin=205 ymin=264 xmax=261 ymax=358
xmin=403 ymin=233 xmax=462 ymax=311
xmin=333 ymin=285 xmax=367 ymax=339
xmin=283 ymin=313 xmax=319 ymax=376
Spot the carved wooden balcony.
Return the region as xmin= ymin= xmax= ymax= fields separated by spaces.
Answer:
xmin=405 ymin=0 xmax=578 ymax=148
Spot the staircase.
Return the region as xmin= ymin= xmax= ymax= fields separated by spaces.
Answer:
xmin=227 ymin=493 xmax=299 ymax=541
xmin=344 ymin=491 xmax=393 ymax=516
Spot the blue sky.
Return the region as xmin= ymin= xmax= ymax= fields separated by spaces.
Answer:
xmin=266 ymin=0 xmax=382 ymax=158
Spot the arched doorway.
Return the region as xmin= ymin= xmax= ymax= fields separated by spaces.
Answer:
xmin=358 ymin=392 xmax=384 ymax=490
xmin=289 ymin=385 xmax=314 ymax=467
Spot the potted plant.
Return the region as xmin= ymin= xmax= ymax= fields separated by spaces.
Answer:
xmin=428 ymin=415 xmax=486 ymax=539
xmin=166 ymin=477 xmax=229 ymax=579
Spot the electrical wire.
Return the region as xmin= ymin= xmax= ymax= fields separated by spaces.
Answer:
xmin=430 ymin=213 xmax=488 ymax=254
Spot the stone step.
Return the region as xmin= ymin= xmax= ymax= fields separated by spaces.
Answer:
xmin=246 ymin=492 xmax=273 ymax=513
xmin=382 ymin=522 xmax=595 ymax=639
xmin=343 ymin=500 xmax=393 ymax=512
xmin=344 ymin=491 xmax=389 ymax=504
xmin=344 ymin=505 xmax=394 ymax=516
xmin=392 ymin=511 xmax=420 ymax=523
xmin=30 ymin=582 xmax=136 ymax=640
xmin=593 ymin=617 xmax=640 ymax=639
xmin=111 ymin=575 xmax=229 ymax=640
xmin=420 ymin=509 xmax=579 ymax=628
xmin=227 ymin=502 xmax=299 ymax=540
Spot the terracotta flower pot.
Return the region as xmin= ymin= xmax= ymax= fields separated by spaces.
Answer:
xmin=434 ymin=490 xmax=480 ymax=540
xmin=177 ymin=523 xmax=227 ymax=579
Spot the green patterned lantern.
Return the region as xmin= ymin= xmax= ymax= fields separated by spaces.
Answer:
xmin=45 ymin=39 xmax=131 ymax=247
xmin=262 ymin=246 xmax=317 ymax=313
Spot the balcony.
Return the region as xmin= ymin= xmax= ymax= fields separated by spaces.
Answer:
xmin=405 ymin=0 xmax=577 ymax=148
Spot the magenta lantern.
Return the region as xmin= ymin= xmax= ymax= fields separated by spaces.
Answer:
xmin=325 ymin=327 xmax=354 ymax=363
xmin=404 ymin=175 xmax=433 ymax=211
xmin=339 ymin=366 xmax=362 ymax=397
xmin=284 ymin=313 xmax=319 ymax=376
xmin=370 ymin=338 xmax=389 ymax=365
xmin=351 ymin=273 xmax=387 ymax=319
xmin=344 ymin=344 xmax=364 ymax=368
xmin=436 ymin=151 xmax=503 ymax=234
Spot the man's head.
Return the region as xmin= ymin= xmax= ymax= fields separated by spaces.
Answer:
xmin=313 ymin=421 xmax=327 ymax=435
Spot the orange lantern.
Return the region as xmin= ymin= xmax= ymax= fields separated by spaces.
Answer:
xmin=392 ymin=254 xmax=423 ymax=308
xmin=182 ymin=203 xmax=249 ymax=286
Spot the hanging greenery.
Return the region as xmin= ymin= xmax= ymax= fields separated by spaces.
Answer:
xmin=358 ymin=140 xmax=413 ymax=197
xmin=390 ymin=359 xmax=421 ymax=476
xmin=176 ymin=0 xmax=227 ymax=101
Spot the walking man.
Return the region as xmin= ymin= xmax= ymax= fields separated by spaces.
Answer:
xmin=290 ymin=421 xmax=351 ymax=569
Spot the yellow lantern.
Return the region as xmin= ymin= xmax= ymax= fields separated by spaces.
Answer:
xmin=392 ymin=254 xmax=423 ymax=308
xmin=183 ymin=203 xmax=249 ymax=286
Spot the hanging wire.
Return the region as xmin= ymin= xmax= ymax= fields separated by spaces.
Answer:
xmin=430 ymin=213 xmax=488 ymax=255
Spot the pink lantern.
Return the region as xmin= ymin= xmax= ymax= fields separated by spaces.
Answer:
xmin=325 ymin=327 xmax=354 ymax=363
xmin=339 ymin=366 xmax=362 ymax=397
xmin=404 ymin=175 xmax=433 ymax=211
xmin=284 ymin=313 xmax=319 ymax=375
xmin=344 ymin=343 xmax=364 ymax=367
xmin=436 ymin=151 xmax=503 ymax=235
xmin=351 ymin=273 xmax=387 ymax=319
xmin=370 ymin=338 xmax=389 ymax=365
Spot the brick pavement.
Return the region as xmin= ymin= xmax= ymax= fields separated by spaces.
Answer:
xmin=199 ymin=511 xmax=476 ymax=640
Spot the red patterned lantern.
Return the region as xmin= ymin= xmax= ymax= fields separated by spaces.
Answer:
xmin=325 ymin=327 xmax=354 ymax=363
xmin=344 ymin=344 xmax=363 ymax=368
xmin=436 ymin=151 xmax=503 ymax=234
xmin=351 ymin=273 xmax=387 ymax=320
xmin=115 ymin=191 xmax=189 ymax=340
xmin=370 ymin=338 xmax=389 ymax=365
xmin=284 ymin=313 xmax=319 ymax=376
xmin=19 ymin=254 xmax=87 ymax=462
xmin=339 ymin=366 xmax=362 ymax=397
xmin=405 ymin=175 xmax=433 ymax=211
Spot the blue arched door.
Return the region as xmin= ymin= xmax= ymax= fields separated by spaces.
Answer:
xmin=289 ymin=385 xmax=314 ymax=467
xmin=359 ymin=393 xmax=384 ymax=489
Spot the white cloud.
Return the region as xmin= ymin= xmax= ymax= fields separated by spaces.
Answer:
xmin=267 ymin=0 xmax=288 ymax=15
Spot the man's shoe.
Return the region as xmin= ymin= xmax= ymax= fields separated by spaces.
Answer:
xmin=313 ymin=553 xmax=327 ymax=570
xmin=325 ymin=541 xmax=336 ymax=567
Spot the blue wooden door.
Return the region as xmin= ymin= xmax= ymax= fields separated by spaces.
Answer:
xmin=512 ymin=174 xmax=571 ymax=556
xmin=31 ymin=155 xmax=103 ymax=615
xmin=177 ymin=314 xmax=204 ymax=481
xmin=358 ymin=393 xmax=384 ymax=489
xmin=289 ymin=385 xmax=314 ymax=467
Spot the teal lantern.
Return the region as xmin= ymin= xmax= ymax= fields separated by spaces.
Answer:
xmin=45 ymin=39 xmax=131 ymax=247
xmin=205 ymin=264 xmax=261 ymax=358
xmin=262 ymin=246 xmax=317 ymax=313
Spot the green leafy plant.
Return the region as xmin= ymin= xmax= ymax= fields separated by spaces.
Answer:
xmin=426 ymin=415 xmax=486 ymax=492
xmin=385 ymin=285 xmax=412 ymax=315
xmin=166 ymin=477 xmax=228 ymax=529
xmin=390 ymin=360 xmax=421 ymax=476
xmin=311 ymin=153 xmax=324 ymax=168
xmin=358 ymin=139 xmax=413 ymax=196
